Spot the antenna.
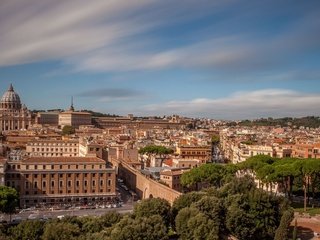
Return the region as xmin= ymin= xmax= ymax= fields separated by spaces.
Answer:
xmin=69 ymin=96 xmax=74 ymax=111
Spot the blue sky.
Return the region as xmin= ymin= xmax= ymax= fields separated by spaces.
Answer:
xmin=0 ymin=0 xmax=320 ymax=120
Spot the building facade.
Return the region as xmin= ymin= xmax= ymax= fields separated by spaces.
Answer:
xmin=0 ymin=84 xmax=32 ymax=131
xmin=26 ymin=139 xmax=79 ymax=157
xmin=5 ymin=156 xmax=116 ymax=207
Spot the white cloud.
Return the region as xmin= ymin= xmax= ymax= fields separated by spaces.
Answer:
xmin=1 ymin=0 xmax=319 ymax=76
xmin=135 ymin=89 xmax=320 ymax=119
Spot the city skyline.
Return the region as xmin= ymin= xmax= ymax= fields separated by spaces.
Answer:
xmin=0 ymin=0 xmax=320 ymax=119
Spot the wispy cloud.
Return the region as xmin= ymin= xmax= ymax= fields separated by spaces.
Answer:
xmin=136 ymin=89 xmax=320 ymax=119
xmin=77 ymin=87 xmax=145 ymax=102
xmin=1 ymin=0 xmax=319 ymax=78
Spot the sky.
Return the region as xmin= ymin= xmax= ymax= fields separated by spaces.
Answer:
xmin=0 ymin=0 xmax=320 ymax=120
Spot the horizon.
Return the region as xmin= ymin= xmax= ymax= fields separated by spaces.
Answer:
xmin=0 ymin=1 xmax=320 ymax=119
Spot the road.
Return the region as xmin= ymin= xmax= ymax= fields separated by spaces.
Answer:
xmin=1 ymin=181 xmax=135 ymax=222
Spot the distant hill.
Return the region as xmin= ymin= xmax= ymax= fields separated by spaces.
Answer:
xmin=228 ymin=116 xmax=320 ymax=128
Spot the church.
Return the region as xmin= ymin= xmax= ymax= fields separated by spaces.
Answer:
xmin=0 ymin=84 xmax=32 ymax=131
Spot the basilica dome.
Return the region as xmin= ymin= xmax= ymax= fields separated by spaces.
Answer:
xmin=0 ymin=84 xmax=22 ymax=110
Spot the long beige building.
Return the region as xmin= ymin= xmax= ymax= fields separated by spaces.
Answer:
xmin=26 ymin=139 xmax=79 ymax=157
xmin=5 ymin=157 xmax=116 ymax=207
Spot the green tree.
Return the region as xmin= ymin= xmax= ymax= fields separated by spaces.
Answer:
xmin=0 ymin=186 xmax=19 ymax=221
xmin=171 ymin=192 xmax=205 ymax=222
xmin=138 ymin=145 xmax=174 ymax=155
xmin=110 ymin=215 xmax=168 ymax=240
xmin=181 ymin=164 xmax=229 ymax=190
xmin=133 ymin=198 xmax=171 ymax=227
xmin=9 ymin=220 xmax=44 ymax=240
xmin=192 ymin=196 xmax=225 ymax=236
xmin=42 ymin=221 xmax=80 ymax=240
xmin=274 ymin=209 xmax=294 ymax=240
xmin=62 ymin=125 xmax=75 ymax=135
xmin=175 ymin=207 xmax=219 ymax=240
xmin=211 ymin=135 xmax=220 ymax=145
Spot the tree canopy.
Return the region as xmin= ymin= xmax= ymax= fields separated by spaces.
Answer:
xmin=62 ymin=125 xmax=75 ymax=135
xmin=138 ymin=145 xmax=174 ymax=155
xmin=0 ymin=186 xmax=19 ymax=215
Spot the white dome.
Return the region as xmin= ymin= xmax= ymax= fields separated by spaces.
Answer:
xmin=0 ymin=84 xmax=21 ymax=110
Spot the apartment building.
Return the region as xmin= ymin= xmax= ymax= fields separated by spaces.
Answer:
xmin=176 ymin=145 xmax=212 ymax=163
xmin=26 ymin=139 xmax=79 ymax=157
xmin=5 ymin=157 xmax=116 ymax=207
xmin=292 ymin=143 xmax=320 ymax=159
xmin=160 ymin=169 xmax=184 ymax=192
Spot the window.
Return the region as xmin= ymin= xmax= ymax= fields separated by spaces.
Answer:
xmin=42 ymin=174 xmax=46 ymax=178
xmin=51 ymin=165 xmax=54 ymax=170
xmin=59 ymin=181 xmax=63 ymax=187
xmin=25 ymin=174 xmax=29 ymax=178
xmin=25 ymin=182 xmax=29 ymax=189
xmin=107 ymin=180 xmax=111 ymax=186
xmin=34 ymin=182 xmax=38 ymax=188
xmin=100 ymin=180 xmax=103 ymax=186
xmin=68 ymin=174 xmax=71 ymax=178
xmin=26 ymin=165 xmax=29 ymax=170
xmin=84 ymin=180 xmax=87 ymax=187
xmin=59 ymin=165 xmax=62 ymax=169
xmin=68 ymin=165 xmax=70 ymax=169
xmin=35 ymin=165 xmax=37 ymax=170
xmin=68 ymin=181 xmax=71 ymax=187
xmin=92 ymin=180 xmax=96 ymax=186
xmin=76 ymin=181 xmax=79 ymax=187
xmin=42 ymin=181 xmax=46 ymax=188
xmin=34 ymin=174 xmax=38 ymax=178
xmin=51 ymin=181 xmax=54 ymax=187
xmin=92 ymin=173 xmax=96 ymax=177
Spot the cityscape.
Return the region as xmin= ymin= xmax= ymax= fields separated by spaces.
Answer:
xmin=1 ymin=1 xmax=320 ymax=240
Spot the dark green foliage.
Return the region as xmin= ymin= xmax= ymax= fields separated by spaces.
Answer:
xmin=138 ymin=145 xmax=174 ymax=155
xmin=62 ymin=125 xmax=75 ymax=135
xmin=9 ymin=220 xmax=45 ymax=240
xmin=232 ymin=116 xmax=320 ymax=128
xmin=0 ymin=186 xmax=19 ymax=215
xmin=274 ymin=209 xmax=294 ymax=240
xmin=181 ymin=163 xmax=236 ymax=189
xmin=81 ymin=211 xmax=122 ymax=234
xmin=110 ymin=215 xmax=168 ymax=240
xmin=42 ymin=221 xmax=80 ymax=240
xmin=171 ymin=192 xmax=205 ymax=220
xmin=211 ymin=135 xmax=220 ymax=144
xmin=225 ymin=188 xmax=286 ymax=240
xmin=192 ymin=196 xmax=225 ymax=236
xmin=133 ymin=198 xmax=171 ymax=227
xmin=175 ymin=207 xmax=219 ymax=240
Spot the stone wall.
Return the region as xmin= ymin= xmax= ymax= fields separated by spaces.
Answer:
xmin=118 ymin=161 xmax=182 ymax=205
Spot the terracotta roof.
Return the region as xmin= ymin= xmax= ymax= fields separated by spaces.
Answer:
xmin=23 ymin=157 xmax=105 ymax=163
xmin=160 ymin=169 xmax=183 ymax=176
xmin=163 ymin=158 xmax=173 ymax=167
